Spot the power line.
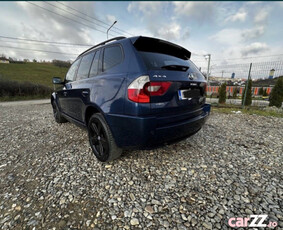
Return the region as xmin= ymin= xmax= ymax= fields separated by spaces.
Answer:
xmin=44 ymin=1 xmax=127 ymax=37
xmin=26 ymin=1 xmax=117 ymax=37
xmin=56 ymin=1 xmax=134 ymax=37
xmin=0 ymin=39 xmax=88 ymax=49
xmin=213 ymin=54 xmax=283 ymax=61
xmin=0 ymin=45 xmax=79 ymax=56
xmin=0 ymin=35 xmax=92 ymax=47
xmin=195 ymin=54 xmax=283 ymax=63
xmin=191 ymin=53 xmax=206 ymax=57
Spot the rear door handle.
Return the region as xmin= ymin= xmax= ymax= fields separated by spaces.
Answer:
xmin=82 ymin=91 xmax=89 ymax=97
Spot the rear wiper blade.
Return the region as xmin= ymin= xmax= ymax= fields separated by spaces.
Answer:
xmin=161 ymin=65 xmax=189 ymax=71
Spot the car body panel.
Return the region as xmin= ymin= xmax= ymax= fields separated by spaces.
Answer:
xmin=105 ymin=104 xmax=210 ymax=148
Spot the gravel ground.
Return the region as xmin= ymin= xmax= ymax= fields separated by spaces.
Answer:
xmin=0 ymin=104 xmax=282 ymax=230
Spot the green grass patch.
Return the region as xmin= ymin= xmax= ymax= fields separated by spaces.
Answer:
xmin=0 ymin=95 xmax=50 ymax=102
xmin=212 ymin=105 xmax=283 ymax=118
xmin=0 ymin=62 xmax=68 ymax=88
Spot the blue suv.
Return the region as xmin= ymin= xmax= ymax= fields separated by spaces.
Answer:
xmin=51 ymin=36 xmax=210 ymax=162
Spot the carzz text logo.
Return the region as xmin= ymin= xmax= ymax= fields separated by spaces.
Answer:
xmin=228 ymin=215 xmax=278 ymax=228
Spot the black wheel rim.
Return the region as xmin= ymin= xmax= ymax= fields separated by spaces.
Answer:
xmin=89 ymin=118 xmax=109 ymax=160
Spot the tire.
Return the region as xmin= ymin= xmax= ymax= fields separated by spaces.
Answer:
xmin=88 ymin=113 xmax=122 ymax=162
xmin=52 ymin=100 xmax=67 ymax=123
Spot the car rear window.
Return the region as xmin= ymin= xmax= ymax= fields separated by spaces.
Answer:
xmin=138 ymin=51 xmax=205 ymax=79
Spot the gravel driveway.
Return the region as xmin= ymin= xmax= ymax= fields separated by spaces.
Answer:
xmin=0 ymin=104 xmax=282 ymax=229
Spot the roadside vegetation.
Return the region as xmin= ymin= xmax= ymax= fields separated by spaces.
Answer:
xmin=218 ymin=82 xmax=226 ymax=104
xmin=0 ymin=79 xmax=52 ymax=101
xmin=241 ymin=79 xmax=252 ymax=106
xmin=212 ymin=104 xmax=283 ymax=118
xmin=0 ymin=61 xmax=68 ymax=101
xmin=269 ymin=76 xmax=283 ymax=108
xmin=213 ymin=76 xmax=283 ymax=117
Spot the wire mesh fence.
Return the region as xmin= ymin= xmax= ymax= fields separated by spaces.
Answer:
xmin=193 ymin=58 xmax=283 ymax=80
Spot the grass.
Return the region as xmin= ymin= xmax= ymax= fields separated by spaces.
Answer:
xmin=212 ymin=104 xmax=283 ymax=118
xmin=0 ymin=62 xmax=68 ymax=88
xmin=0 ymin=95 xmax=50 ymax=102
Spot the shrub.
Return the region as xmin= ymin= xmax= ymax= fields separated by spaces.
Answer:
xmin=0 ymin=79 xmax=52 ymax=98
xmin=269 ymin=77 xmax=283 ymax=108
xmin=218 ymin=82 xmax=227 ymax=104
xmin=232 ymin=87 xmax=238 ymax=99
xmin=258 ymin=87 xmax=264 ymax=95
xmin=263 ymin=88 xmax=268 ymax=96
xmin=52 ymin=59 xmax=71 ymax=68
xmin=242 ymin=79 xmax=252 ymax=106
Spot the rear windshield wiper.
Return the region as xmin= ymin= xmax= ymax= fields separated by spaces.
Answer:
xmin=161 ymin=65 xmax=189 ymax=71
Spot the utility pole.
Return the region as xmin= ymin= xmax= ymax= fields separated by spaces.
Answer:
xmin=107 ymin=20 xmax=117 ymax=39
xmin=205 ymin=54 xmax=211 ymax=86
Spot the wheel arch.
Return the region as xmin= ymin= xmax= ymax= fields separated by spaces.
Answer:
xmin=85 ymin=104 xmax=105 ymax=126
xmin=51 ymin=92 xmax=56 ymax=104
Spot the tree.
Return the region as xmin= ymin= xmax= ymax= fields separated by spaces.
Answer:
xmin=263 ymin=88 xmax=268 ymax=96
xmin=242 ymin=79 xmax=252 ymax=106
xmin=233 ymin=87 xmax=238 ymax=99
xmin=0 ymin=54 xmax=7 ymax=60
xmin=258 ymin=87 xmax=264 ymax=95
xmin=52 ymin=59 xmax=71 ymax=68
xmin=269 ymin=77 xmax=283 ymax=108
xmin=218 ymin=82 xmax=227 ymax=104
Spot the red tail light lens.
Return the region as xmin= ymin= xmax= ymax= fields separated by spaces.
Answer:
xmin=128 ymin=76 xmax=172 ymax=103
xmin=128 ymin=75 xmax=150 ymax=103
xmin=144 ymin=82 xmax=172 ymax=96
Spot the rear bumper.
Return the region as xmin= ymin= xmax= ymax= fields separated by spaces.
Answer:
xmin=105 ymin=104 xmax=210 ymax=148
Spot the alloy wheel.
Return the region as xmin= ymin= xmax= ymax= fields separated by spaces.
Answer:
xmin=89 ymin=118 xmax=109 ymax=159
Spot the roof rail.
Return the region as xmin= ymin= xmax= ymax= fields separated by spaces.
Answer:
xmin=78 ymin=36 xmax=126 ymax=57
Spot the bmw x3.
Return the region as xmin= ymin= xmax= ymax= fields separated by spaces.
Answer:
xmin=51 ymin=36 xmax=210 ymax=162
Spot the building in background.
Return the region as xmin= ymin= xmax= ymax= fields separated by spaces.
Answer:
xmin=268 ymin=69 xmax=275 ymax=79
xmin=0 ymin=57 xmax=9 ymax=64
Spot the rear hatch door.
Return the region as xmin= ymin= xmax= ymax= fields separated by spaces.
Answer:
xmin=133 ymin=37 xmax=206 ymax=117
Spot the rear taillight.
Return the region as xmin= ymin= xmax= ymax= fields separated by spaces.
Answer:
xmin=128 ymin=75 xmax=171 ymax=103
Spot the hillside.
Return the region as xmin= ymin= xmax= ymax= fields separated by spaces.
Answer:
xmin=0 ymin=62 xmax=68 ymax=88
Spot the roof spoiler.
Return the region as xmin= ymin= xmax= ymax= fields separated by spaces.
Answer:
xmin=78 ymin=36 xmax=126 ymax=57
xmin=131 ymin=36 xmax=191 ymax=60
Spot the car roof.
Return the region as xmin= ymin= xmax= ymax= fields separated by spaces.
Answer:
xmin=78 ymin=36 xmax=126 ymax=57
xmin=77 ymin=36 xmax=191 ymax=60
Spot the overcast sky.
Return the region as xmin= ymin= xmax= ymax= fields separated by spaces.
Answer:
xmin=1 ymin=1 xmax=283 ymax=72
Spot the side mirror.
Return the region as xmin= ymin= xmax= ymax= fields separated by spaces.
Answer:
xmin=52 ymin=77 xmax=64 ymax=84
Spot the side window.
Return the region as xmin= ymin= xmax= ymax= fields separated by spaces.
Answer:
xmin=103 ymin=46 xmax=123 ymax=72
xmin=76 ymin=52 xmax=95 ymax=80
xmin=66 ymin=59 xmax=80 ymax=82
xmin=89 ymin=50 xmax=101 ymax=77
